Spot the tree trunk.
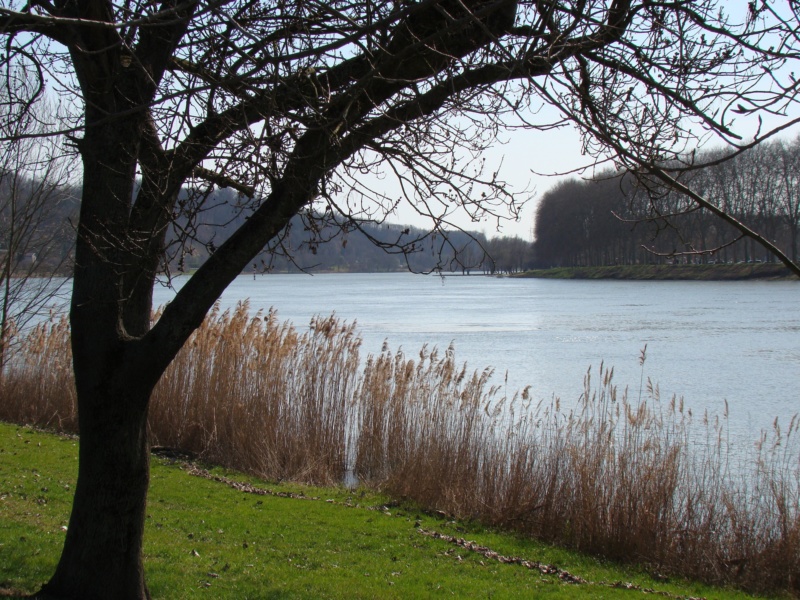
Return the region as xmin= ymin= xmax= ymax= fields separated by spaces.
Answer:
xmin=40 ymin=103 xmax=158 ymax=598
xmin=43 ymin=373 xmax=153 ymax=600
xmin=42 ymin=211 xmax=157 ymax=598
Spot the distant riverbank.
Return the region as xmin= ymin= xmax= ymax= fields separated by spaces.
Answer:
xmin=516 ymin=263 xmax=797 ymax=280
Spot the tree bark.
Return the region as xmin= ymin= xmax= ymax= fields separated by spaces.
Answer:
xmin=41 ymin=94 xmax=159 ymax=598
xmin=43 ymin=374 xmax=153 ymax=600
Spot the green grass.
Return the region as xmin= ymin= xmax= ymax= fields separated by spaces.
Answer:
xmin=516 ymin=264 xmax=795 ymax=280
xmin=0 ymin=423 xmax=773 ymax=599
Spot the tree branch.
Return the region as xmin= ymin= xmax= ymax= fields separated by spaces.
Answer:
xmin=645 ymin=165 xmax=800 ymax=277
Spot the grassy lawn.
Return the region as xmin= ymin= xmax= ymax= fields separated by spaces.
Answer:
xmin=0 ymin=423 xmax=770 ymax=599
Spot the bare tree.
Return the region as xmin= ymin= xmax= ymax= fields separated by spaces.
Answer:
xmin=532 ymin=2 xmax=800 ymax=274
xmin=1 ymin=0 xmax=800 ymax=597
xmin=533 ymin=135 xmax=800 ymax=268
xmin=774 ymin=137 xmax=800 ymax=262
xmin=0 ymin=70 xmax=76 ymax=368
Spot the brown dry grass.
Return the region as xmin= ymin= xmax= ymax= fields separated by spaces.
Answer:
xmin=150 ymin=303 xmax=360 ymax=484
xmin=0 ymin=315 xmax=76 ymax=431
xmin=1 ymin=305 xmax=797 ymax=594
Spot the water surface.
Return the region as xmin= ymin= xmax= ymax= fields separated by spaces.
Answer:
xmin=155 ymin=272 xmax=799 ymax=440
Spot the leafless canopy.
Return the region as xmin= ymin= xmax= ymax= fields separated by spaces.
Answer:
xmin=1 ymin=1 xmax=798 ymax=285
xmin=0 ymin=70 xmax=75 ymax=366
xmin=0 ymin=0 xmax=796 ymax=347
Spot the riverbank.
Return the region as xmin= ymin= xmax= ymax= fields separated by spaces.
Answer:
xmin=3 ymin=306 xmax=799 ymax=596
xmin=516 ymin=263 xmax=797 ymax=280
xmin=0 ymin=423 xmax=763 ymax=599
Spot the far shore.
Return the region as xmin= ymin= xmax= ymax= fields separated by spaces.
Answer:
xmin=514 ymin=263 xmax=798 ymax=281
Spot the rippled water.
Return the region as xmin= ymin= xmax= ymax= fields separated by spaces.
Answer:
xmin=155 ymin=272 xmax=800 ymax=440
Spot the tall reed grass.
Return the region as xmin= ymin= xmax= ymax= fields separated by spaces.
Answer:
xmin=1 ymin=306 xmax=797 ymax=594
xmin=150 ymin=303 xmax=361 ymax=483
xmin=0 ymin=315 xmax=76 ymax=431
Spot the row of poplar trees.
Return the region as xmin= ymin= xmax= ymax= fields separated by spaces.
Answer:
xmin=534 ymin=138 xmax=800 ymax=268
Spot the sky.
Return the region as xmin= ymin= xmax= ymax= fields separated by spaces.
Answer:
xmin=27 ymin=2 xmax=800 ymax=243
xmin=383 ymin=108 xmax=800 ymax=243
xmin=386 ymin=123 xmax=591 ymax=242
xmin=381 ymin=3 xmax=800 ymax=243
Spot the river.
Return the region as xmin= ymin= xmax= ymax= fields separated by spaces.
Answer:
xmin=153 ymin=272 xmax=799 ymax=442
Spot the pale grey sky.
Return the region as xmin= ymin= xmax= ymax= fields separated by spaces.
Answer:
xmin=385 ymin=105 xmax=800 ymax=242
xmin=386 ymin=123 xmax=591 ymax=242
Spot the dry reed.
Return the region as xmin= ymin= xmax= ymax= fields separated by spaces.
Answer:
xmin=0 ymin=315 xmax=76 ymax=431
xmin=150 ymin=302 xmax=362 ymax=484
xmin=0 ymin=307 xmax=797 ymax=594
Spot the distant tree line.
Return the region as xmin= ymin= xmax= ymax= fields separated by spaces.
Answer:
xmin=534 ymin=138 xmax=800 ymax=268
xmin=0 ymin=173 xmax=78 ymax=276
xmin=0 ymin=173 xmax=536 ymax=280
xmin=167 ymin=187 xmax=536 ymax=275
